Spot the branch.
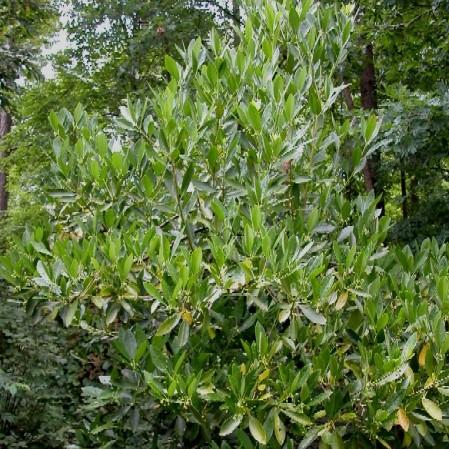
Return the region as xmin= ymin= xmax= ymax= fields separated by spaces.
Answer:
xmin=198 ymin=1 xmax=243 ymax=26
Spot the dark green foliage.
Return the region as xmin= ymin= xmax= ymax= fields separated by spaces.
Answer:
xmin=0 ymin=297 xmax=82 ymax=448
xmin=0 ymin=0 xmax=57 ymax=104
xmin=380 ymin=87 xmax=449 ymax=243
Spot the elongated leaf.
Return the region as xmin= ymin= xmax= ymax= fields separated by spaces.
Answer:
xmin=298 ymin=427 xmax=320 ymax=449
xmin=422 ymin=398 xmax=442 ymax=421
xmin=274 ymin=412 xmax=286 ymax=445
xmin=31 ymin=241 xmax=52 ymax=256
xmin=401 ymin=333 xmax=417 ymax=361
xmin=375 ymin=363 xmax=408 ymax=386
xmin=219 ymin=415 xmax=243 ymax=436
xmin=281 ymin=409 xmax=312 ymax=426
xmin=236 ymin=430 xmax=255 ymax=449
xmin=105 ymin=303 xmax=121 ymax=325
xmin=181 ymin=163 xmax=194 ymax=193
xmin=299 ymin=304 xmax=326 ymax=325
xmin=191 ymin=247 xmax=202 ymax=275
xmin=114 ymin=328 xmax=137 ymax=361
xmin=397 ymin=408 xmax=409 ymax=432
xmin=165 ymin=55 xmax=180 ymax=81
xmin=248 ymin=416 xmax=267 ymax=445
xmin=419 ymin=343 xmax=429 ymax=367
xmin=60 ymin=301 xmax=78 ymax=327
xmin=335 ymin=292 xmax=348 ymax=311
xmin=156 ymin=313 xmax=181 ymax=336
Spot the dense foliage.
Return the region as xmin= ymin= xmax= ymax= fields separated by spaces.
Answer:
xmin=0 ymin=0 xmax=57 ymax=104
xmin=2 ymin=1 xmax=449 ymax=448
xmin=0 ymin=300 xmax=81 ymax=448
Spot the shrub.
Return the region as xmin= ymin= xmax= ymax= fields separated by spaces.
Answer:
xmin=0 ymin=298 xmax=82 ymax=448
xmin=2 ymin=1 xmax=449 ymax=448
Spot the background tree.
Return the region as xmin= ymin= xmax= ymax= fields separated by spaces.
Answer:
xmin=0 ymin=0 xmax=57 ymax=212
xmin=329 ymin=0 xmax=449 ymax=241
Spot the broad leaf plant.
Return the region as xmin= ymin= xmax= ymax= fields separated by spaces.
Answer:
xmin=1 ymin=1 xmax=449 ymax=447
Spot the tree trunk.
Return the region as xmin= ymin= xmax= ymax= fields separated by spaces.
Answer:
xmin=410 ymin=174 xmax=418 ymax=211
xmin=0 ymin=109 xmax=12 ymax=212
xmin=361 ymin=44 xmax=378 ymax=110
xmin=342 ymin=83 xmax=354 ymax=111
xmin=233 ymin=0 xmax=241 ymax=22
xmin=400 ymin=168 xmax=407 ymax=219
xmin=360 ymin=43 xmax=385 ymax=214
xmin=233 ymin=0 xmax=241 ymax=43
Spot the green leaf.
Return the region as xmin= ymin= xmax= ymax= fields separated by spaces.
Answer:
xmin=49 ymin=111 xmax=60 ymax=132
xmin=155 ymin=313 xmax=181 ymax=336
xmin=95 ymin=132 xmax=109 ymax=154
xmin=119 ymin=106 xmax=134 ymax=125
xmin=401 ymin=332 xmax=417 ymax=361
xmin=111 ymin=152 xmax=125 ymax=173
xmin=165 ymin=55 xmax=180 ymax=81
xmin=36 ymin=260 xmax=51 ymax=282
xmin=74 ymin=103 xmax=84 ymax=123
xmin=236 ymin=430 xmax=255 ymax=449
xmin=150 ymin=344 xmax=168 ymax=371
xmin=120 ymin=254 xmax=134 ymax=280
xmin=248 ymin=416 xmax=267 ymax=445
xmin=308 ymin=86 xmax=322 ymax=115
xmin=210 ymin=199 xmax=225 ymax=221
xmin=321 ymin=431 xmax=345 ymax=449
xmin=289 ymin=5 xmax=300 ymax=30
xmin=422 ymin=397 xmax=443 ymax=421
xmin=219 ymin=415 xmax=243 ymax=436
xmin=181 ymin=163 xmax=194 ymax=193
xmin=247 ymin=102 xmax=262 ymax=132
xmin=375 ymin=363 xmax=408 ymax=386
xmin=363 ymin=114 xmax=380 ymax=144
xmin=105 ymin=303 xmax=121 ymax=325
xmin=274 ymin=412 xmax=286 ymax=445
xmin=177 ymin=321 xmax=190 ymax=348
xmin=60 ymin=301 xmax=78 ymax=327
xmin=114 ymin=328 xmax=137 ymax=361
xmin=144 ymin=371 xmax=165 ymax=397
xmin=191 ymin=247 xmax=202 ymax=275
xmin=281 ymin=409 xmax=312 ymax=426
xmin=298 ymin=304 xmax=326 ymax=325
xmin=298 ymin=427 xmax=320 ymax=449
xmin=284 ymin=94 xmax=295 ymax=121
xmin=31 ymin=241 xmax=52 ymax=256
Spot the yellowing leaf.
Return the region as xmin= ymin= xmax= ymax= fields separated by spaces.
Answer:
xmin=258 ymin=369 xmax=270 ymax=382
xmin=278 ymin=308 xmax=291 ymax=323
xmin=181 ymin=310 xmax=193 ymax=325
xmin=207 ymin=326 xmax=216 ymax=339
xmin=419 ymin=343 xmax=429 ymax=367
xmin=249 ymin=416 xmax=267 ymax=445
xmin=335 ymin=291 xmax=348 ymax=310
xmin=274 ymin=413 xmax=286 ymax=445
xmin=424 ymin=375 xmax=435 ymax=389
xmin=397 ymin=408 xmax=409 ymax=432
xmin=422 ymin=397 xmax=443 ymax=421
